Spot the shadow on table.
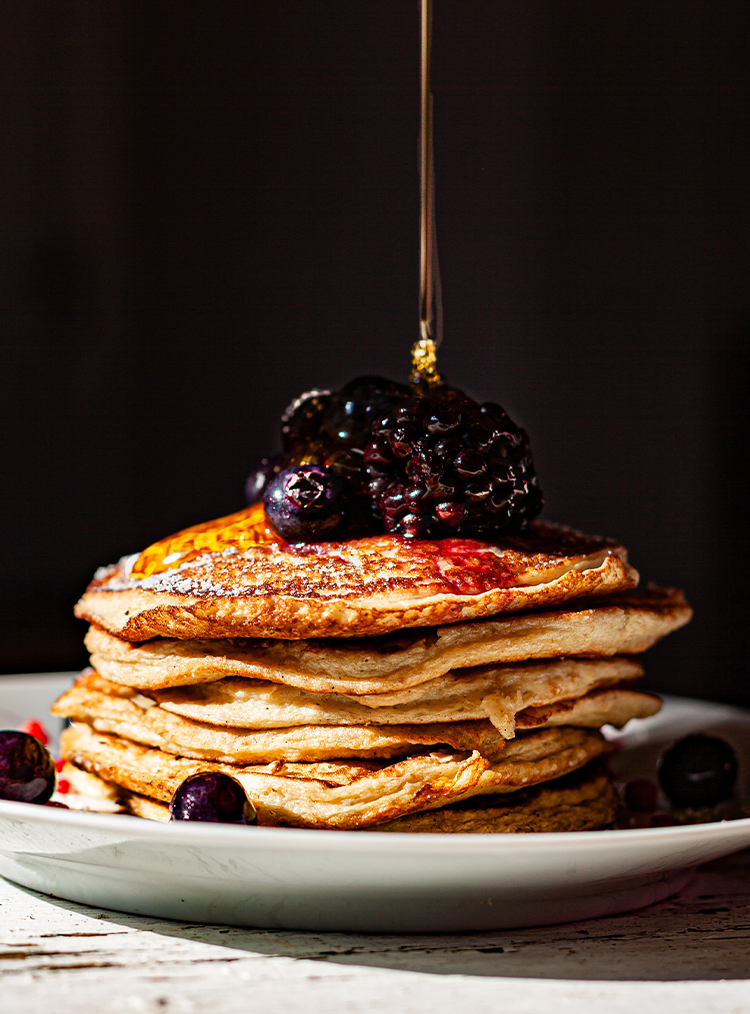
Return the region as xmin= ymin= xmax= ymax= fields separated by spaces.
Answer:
xmin=13 ymin=850 xmax=750 ymax=982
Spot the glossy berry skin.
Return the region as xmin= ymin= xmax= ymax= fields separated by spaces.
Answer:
xmin=281 ymin=390 xmax=332 ymax=452
xmin=320 ymin=376 xmax=409 ymax=447
xmin=365 ymin=389 xmax=543 ymax=539
xmin=658 ymin=734 xmax=738 ymax=807
xmin=0 ymin=730 xmax=56 ymax=804
xmin=170 ymin=772 xmax=257 ymax=824
xmin=264 ymin=465 xmax=348 ymax=541
xmin=245 ymin=453 xmax=285 ymax=504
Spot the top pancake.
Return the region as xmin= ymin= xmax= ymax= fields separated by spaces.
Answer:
xmin=75 ymin=510 xmax=637 ymax=640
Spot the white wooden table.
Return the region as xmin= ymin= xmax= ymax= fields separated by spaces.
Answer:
xmin=1 ymin=848 xmax=749 ymax=1014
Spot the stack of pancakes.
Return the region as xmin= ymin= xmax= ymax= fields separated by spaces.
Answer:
xmin=54 ymin=508 xmax=691 ymax=832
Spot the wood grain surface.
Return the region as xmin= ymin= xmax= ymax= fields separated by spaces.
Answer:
xmin=2 ymin=849 xmax=749 ymax=1013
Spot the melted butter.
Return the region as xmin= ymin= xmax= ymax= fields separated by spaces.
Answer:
xmin=130 ymin=502 xmax=282 ymax=579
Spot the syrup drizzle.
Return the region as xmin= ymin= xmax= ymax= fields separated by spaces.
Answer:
xmin=130 ymin=502 xmax=282 ymax=579
xmin=127 ymin=498 xmax=519 ymax=594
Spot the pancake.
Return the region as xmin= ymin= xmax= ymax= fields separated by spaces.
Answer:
xmin=371 ymin=766 xmax=618 ymax=833
xmin=75 ymin=514 xmax=638 ymax=641
xmin=123 ymin=791 xmax=171 ymax=822
xmin=84 ymin=586 xmax=689 ymax=694
xmin=136 ymin=657 xmax=645 ymax=736
xmin=68 ymin=763 xmax=617 ymax=833
xmin=60 ymin=722 xmax=610 ymax=829
xmin=54 ymin=761 xmax=124 ymax=814
xmin=52 ymin=672 xmax=660 ymax=762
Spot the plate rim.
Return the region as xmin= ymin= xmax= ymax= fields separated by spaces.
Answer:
xmin=1 ymin=795 xmax=750 ymax=852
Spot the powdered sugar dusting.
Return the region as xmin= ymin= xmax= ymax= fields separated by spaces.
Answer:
xmin=86 ymin=524 xmax=618 ymax=603
xmin=90 ymin=535 xmax=521 ymax=601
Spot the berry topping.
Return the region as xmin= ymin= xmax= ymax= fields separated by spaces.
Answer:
xmin=367 ymin=389 xmax=542 ymax=538
xmin=264 ymin=465 xmax=349 ymax=541
xmin=281 ymin=390 xmax=332 ymax=451
xmin=169 ymin=772 xmax=258 ymax=824
xmin=245 ymin=373 xmax=543 ymax=542
xmin=0 ymin=730 xmax=56 ymax=804
xmin=658 ymin=734 xmax=738 ymax=808
xmin=320 ymin=376 xmax=409 ymax=446
xmin=245 ymin=453 xmax=285 ymax=504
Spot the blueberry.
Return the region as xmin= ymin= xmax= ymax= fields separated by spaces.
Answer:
xmin=321 ymin=376 xmax=409 ymax=446
xmin=0 ymin=730 xmax=56 ymax=804
xmin=658 ymin=734 xmax=738 ymax=807
xmin=264 ymin=465 xmax=348 ymax=541
xmin=245 ymin=453 xmax=285 ymax=504
xmin=170 ymin=772 xmax=257 ymax=823
xmin=281 ymin=390 xmax=331 ymax=452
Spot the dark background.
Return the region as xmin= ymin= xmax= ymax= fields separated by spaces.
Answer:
xmin=1 ymin=2 xmax=748 ymax=704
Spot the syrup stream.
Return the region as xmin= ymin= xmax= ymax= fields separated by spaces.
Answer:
xmin=412 ymin=0 xmax=444 ymax=387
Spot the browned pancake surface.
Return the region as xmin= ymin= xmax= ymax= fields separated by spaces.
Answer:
xmin=372 ymin=767 xmax=618 ymax=833
xmin=75 ymin=521 xmax=637 ymax=640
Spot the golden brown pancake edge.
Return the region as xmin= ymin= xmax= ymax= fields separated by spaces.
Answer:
xmin=75 ymin=521 xmax=638 ymax=640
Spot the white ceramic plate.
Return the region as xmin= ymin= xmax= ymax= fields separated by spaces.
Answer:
xmin=1 ymin=673 xmax=749 ymax=932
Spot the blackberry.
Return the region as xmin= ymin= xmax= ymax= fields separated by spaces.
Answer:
xmin=364 ymin=389 xmax=542 ymax=538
